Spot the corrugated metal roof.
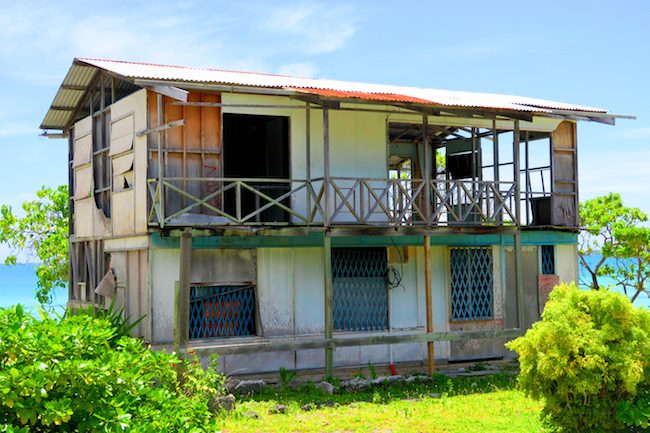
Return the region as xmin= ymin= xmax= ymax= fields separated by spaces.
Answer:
xmin=41 ymin=57 xmax=617 ymax=131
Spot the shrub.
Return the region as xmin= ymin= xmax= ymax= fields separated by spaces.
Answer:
xmin=0 ymin=305 xmax=225 ymax=432
xmin=506 ymin=283 xmax=650 ymax=433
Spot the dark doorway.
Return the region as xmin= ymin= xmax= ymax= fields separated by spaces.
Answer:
xmin=223 ymin=114 xmax=290 ymax=222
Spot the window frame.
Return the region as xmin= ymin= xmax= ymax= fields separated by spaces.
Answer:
xmin=540 ymin=245 xmax=556 ymax=275
xmin=448 ymin=246 xmax=494 ymax=322
xmin=332 ymin=247 xmax=390 ymax=333
xmin=188 ymin=282 xmax=258 ymax=340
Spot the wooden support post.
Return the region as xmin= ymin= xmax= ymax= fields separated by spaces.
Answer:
xmin=323 ymin=108 xmax=333 ymax=376
xmin=513 ymin=120 xmax=521 ymax=227
xmin=422 ymin=115 xmax=432 ymax=223
xmin=424 ymin=235 xmax=435 ymax=375
xmin=512 ymin=120 xmax=525 ymax=329
xmin=514 ymin=231 xmax=525 ymax=329
xmin=157 ymin=94 xmax=165 ymax=227
xmin=323 ymin=234 xmax=334 ymax=377
xmin=323 ymin=108 xmax=330 ymax=227
xmin=175 ymin=228 xmax=192 ymax=353
xmin=305 ymin=102 xmax=312 ymax=218
xmin=492 ymin=120 xmax=502 ymax=225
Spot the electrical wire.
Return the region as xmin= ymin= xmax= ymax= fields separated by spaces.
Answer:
xmin=386 ymin=237 xmax=405 ymax=291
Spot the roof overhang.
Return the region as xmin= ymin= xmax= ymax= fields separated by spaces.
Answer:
xmin=40 ymin=58 xmax=634 ymax=133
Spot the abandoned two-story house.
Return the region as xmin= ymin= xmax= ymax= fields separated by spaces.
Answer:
xmin=40 ymin=58 xmax=626 ymax=375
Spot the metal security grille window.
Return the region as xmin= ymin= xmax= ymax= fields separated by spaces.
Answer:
xmin=332 ymin=247 xmax=389 ymax=332
xmin=450 ymin=247 xmax=494 ymax=320
xmin=188 ymin=285 xmax=256 ymax=339
xmin=541 ymin=245 xmax=555 ymax=275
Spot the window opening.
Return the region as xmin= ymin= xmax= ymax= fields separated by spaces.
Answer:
xmin=541 ymin=245 xmax=555 ymax=275
xmin=223 ymin=114 xmax=290 ymax=222
xmin=188 ymin=284 xmax=256 ymax=339
xmin=450 ymin=247 xmax=493 ymax=320
xmin=332 ymin=247 xmax=389 ymax=332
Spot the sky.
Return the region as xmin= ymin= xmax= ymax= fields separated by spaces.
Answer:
xmin=0 ymin=0 xmax=648 ymax=260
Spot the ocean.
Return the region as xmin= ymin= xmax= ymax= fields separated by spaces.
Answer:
xmin=580 ymin=254 xmax=649 ymax=308
xmin=0 ymin=256 xmax=647 ymax=310
xmin=0 ymin=264 xmax=67 ymax=313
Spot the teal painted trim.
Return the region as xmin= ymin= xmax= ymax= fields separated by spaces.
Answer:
xmin=522 ymin=231 xmax=577 ymax=245
xmin=149 ymin=230 xmax=576 ymax=250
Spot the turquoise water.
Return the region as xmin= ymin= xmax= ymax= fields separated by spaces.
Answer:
xmin=0 ymin=264 xmax=67 ymax=313
xmin=579 ymin=254 xmax=649 ymax=308
xmin=0 ymin=255 xmax=647 ymax=310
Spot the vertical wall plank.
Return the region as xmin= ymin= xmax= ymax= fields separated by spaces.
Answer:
xmin=551 ymin=121 xmax=578 ymax=227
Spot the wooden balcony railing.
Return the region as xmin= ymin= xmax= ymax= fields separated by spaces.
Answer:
xmin=147 ymin=177 xmax=519 ymax=228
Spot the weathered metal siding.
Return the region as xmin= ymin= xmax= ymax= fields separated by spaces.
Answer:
xmin=71 ymin=89 xmax=148 ymax=239
xmin=150 ymin=247 xmax=256 ymax=343
xmin=111 ymin=89 xmax=148 ymax=236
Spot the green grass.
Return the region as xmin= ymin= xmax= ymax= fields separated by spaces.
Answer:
xmin=215 ymin=374 xmax=546 ymax=433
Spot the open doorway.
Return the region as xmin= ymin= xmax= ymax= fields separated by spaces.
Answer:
xmin=223 ymin=113 xmax=290 ymax=222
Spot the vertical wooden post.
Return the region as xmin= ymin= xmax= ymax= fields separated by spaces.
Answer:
xmin=173 ymin=281 xmax=181 ymax=353
xmin=424 ymin=235 xmax=435 ymax=375
xmin=175 ymin=228 xmax=192 ymax=353
xmin=157 ymin=94 xmax=165 ymax=228
xmin=322 ymin=107 xmax=333 ymax=376
xmin=323 ymin=108 xmax=330 ymax=227
xmin=422 ymin=115 xmax=432 ymax=224
xmin=513 ymin=121 xmax=525 ymax=329
xmin=305 ymin=102 xmax=312 ymax=218
xmin=323 ymin=234 xmax=334 ymax=377
xmin=492 ymin=120 xmax=502 ymax=225
xmin=513 ymin=120 xmax=521 ymax=227
xmin=514 ymin=231 xmax=525 ymax=329
xmin=524 ymin=131 xmax=530 ymax=225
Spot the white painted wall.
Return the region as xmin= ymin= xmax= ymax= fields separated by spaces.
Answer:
xmin=556 ymin=244 xmax=579 ymax=285
xmin=149 ymin=241 xmax=526 ymax=373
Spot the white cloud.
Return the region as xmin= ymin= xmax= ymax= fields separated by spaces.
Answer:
xmin=0 ymin=2 xmax=274 ymax=84
xmin=0 ymin=1 xmax=361 ymax=87
xmin=579 ymin=149 xmax=650 ymax=213
xmin=262 ymin=3 xmax=359 ymax=54
xmin=276 ymin=62 xmax=318 ymax=78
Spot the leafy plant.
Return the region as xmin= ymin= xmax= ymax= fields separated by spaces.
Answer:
xmin=64 ymin=297 xmax=145 ymax=344
xmin=0 ymin=185 xmax=68 ymax=303
xmin=279 ymin=367 xmax=297 ymax=387
xmin=353 ymin=371 xmax=367 ymax=380
xmin=617 ymin=387 xmax=650 ymax=432
xmin=579 ymin=193 xmax=649 ymax=302
xmin=507 ymin=283 xmax=650 ymax=433
xmin=0 ymin=304 xmax=225 ymax=432
xmin=468 ymin=361 xmax=489 ymax=372
xmin=367 ymin=362 xmax=378 ymax=380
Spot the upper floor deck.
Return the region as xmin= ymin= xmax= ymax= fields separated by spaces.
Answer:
xmin=46 ymin=63 xmax=609 ymax=240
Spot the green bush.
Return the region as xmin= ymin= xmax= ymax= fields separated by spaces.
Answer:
xmin=506 ymin=283 xmax=650 ymax=433
xmin=0 ymin=305 xmax=225 ymax=432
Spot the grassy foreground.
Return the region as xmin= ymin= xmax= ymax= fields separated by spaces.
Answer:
xmin=216 ymin=374 xmax=545 ymax=433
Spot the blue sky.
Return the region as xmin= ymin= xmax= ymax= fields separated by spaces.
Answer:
xmin=0 ymin=0 xmax=648 ymax=260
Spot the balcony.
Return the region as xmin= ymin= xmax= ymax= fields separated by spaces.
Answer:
xmin=147 ymin=176 xmax=526 ymax=229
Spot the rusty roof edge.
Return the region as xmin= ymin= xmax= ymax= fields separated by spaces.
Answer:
xmin=41 ymin=59 xmax=634 ymax=130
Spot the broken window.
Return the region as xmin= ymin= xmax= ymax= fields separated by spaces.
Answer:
xmin=188 ymin=284 xmax=256 ymax=339
xmin=91 ymin=75 xmax=113 ymax=217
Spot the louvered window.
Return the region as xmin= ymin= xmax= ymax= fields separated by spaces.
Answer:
xmin=189 ymin=285 xmax=256 ymax=339
xmin=450 ymin=247 xmax=493 ymax=321
xmin=333 ymin=248 xmax=389 ymax=332
xmin=541 ymin=245 xmax=555 ymax=275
